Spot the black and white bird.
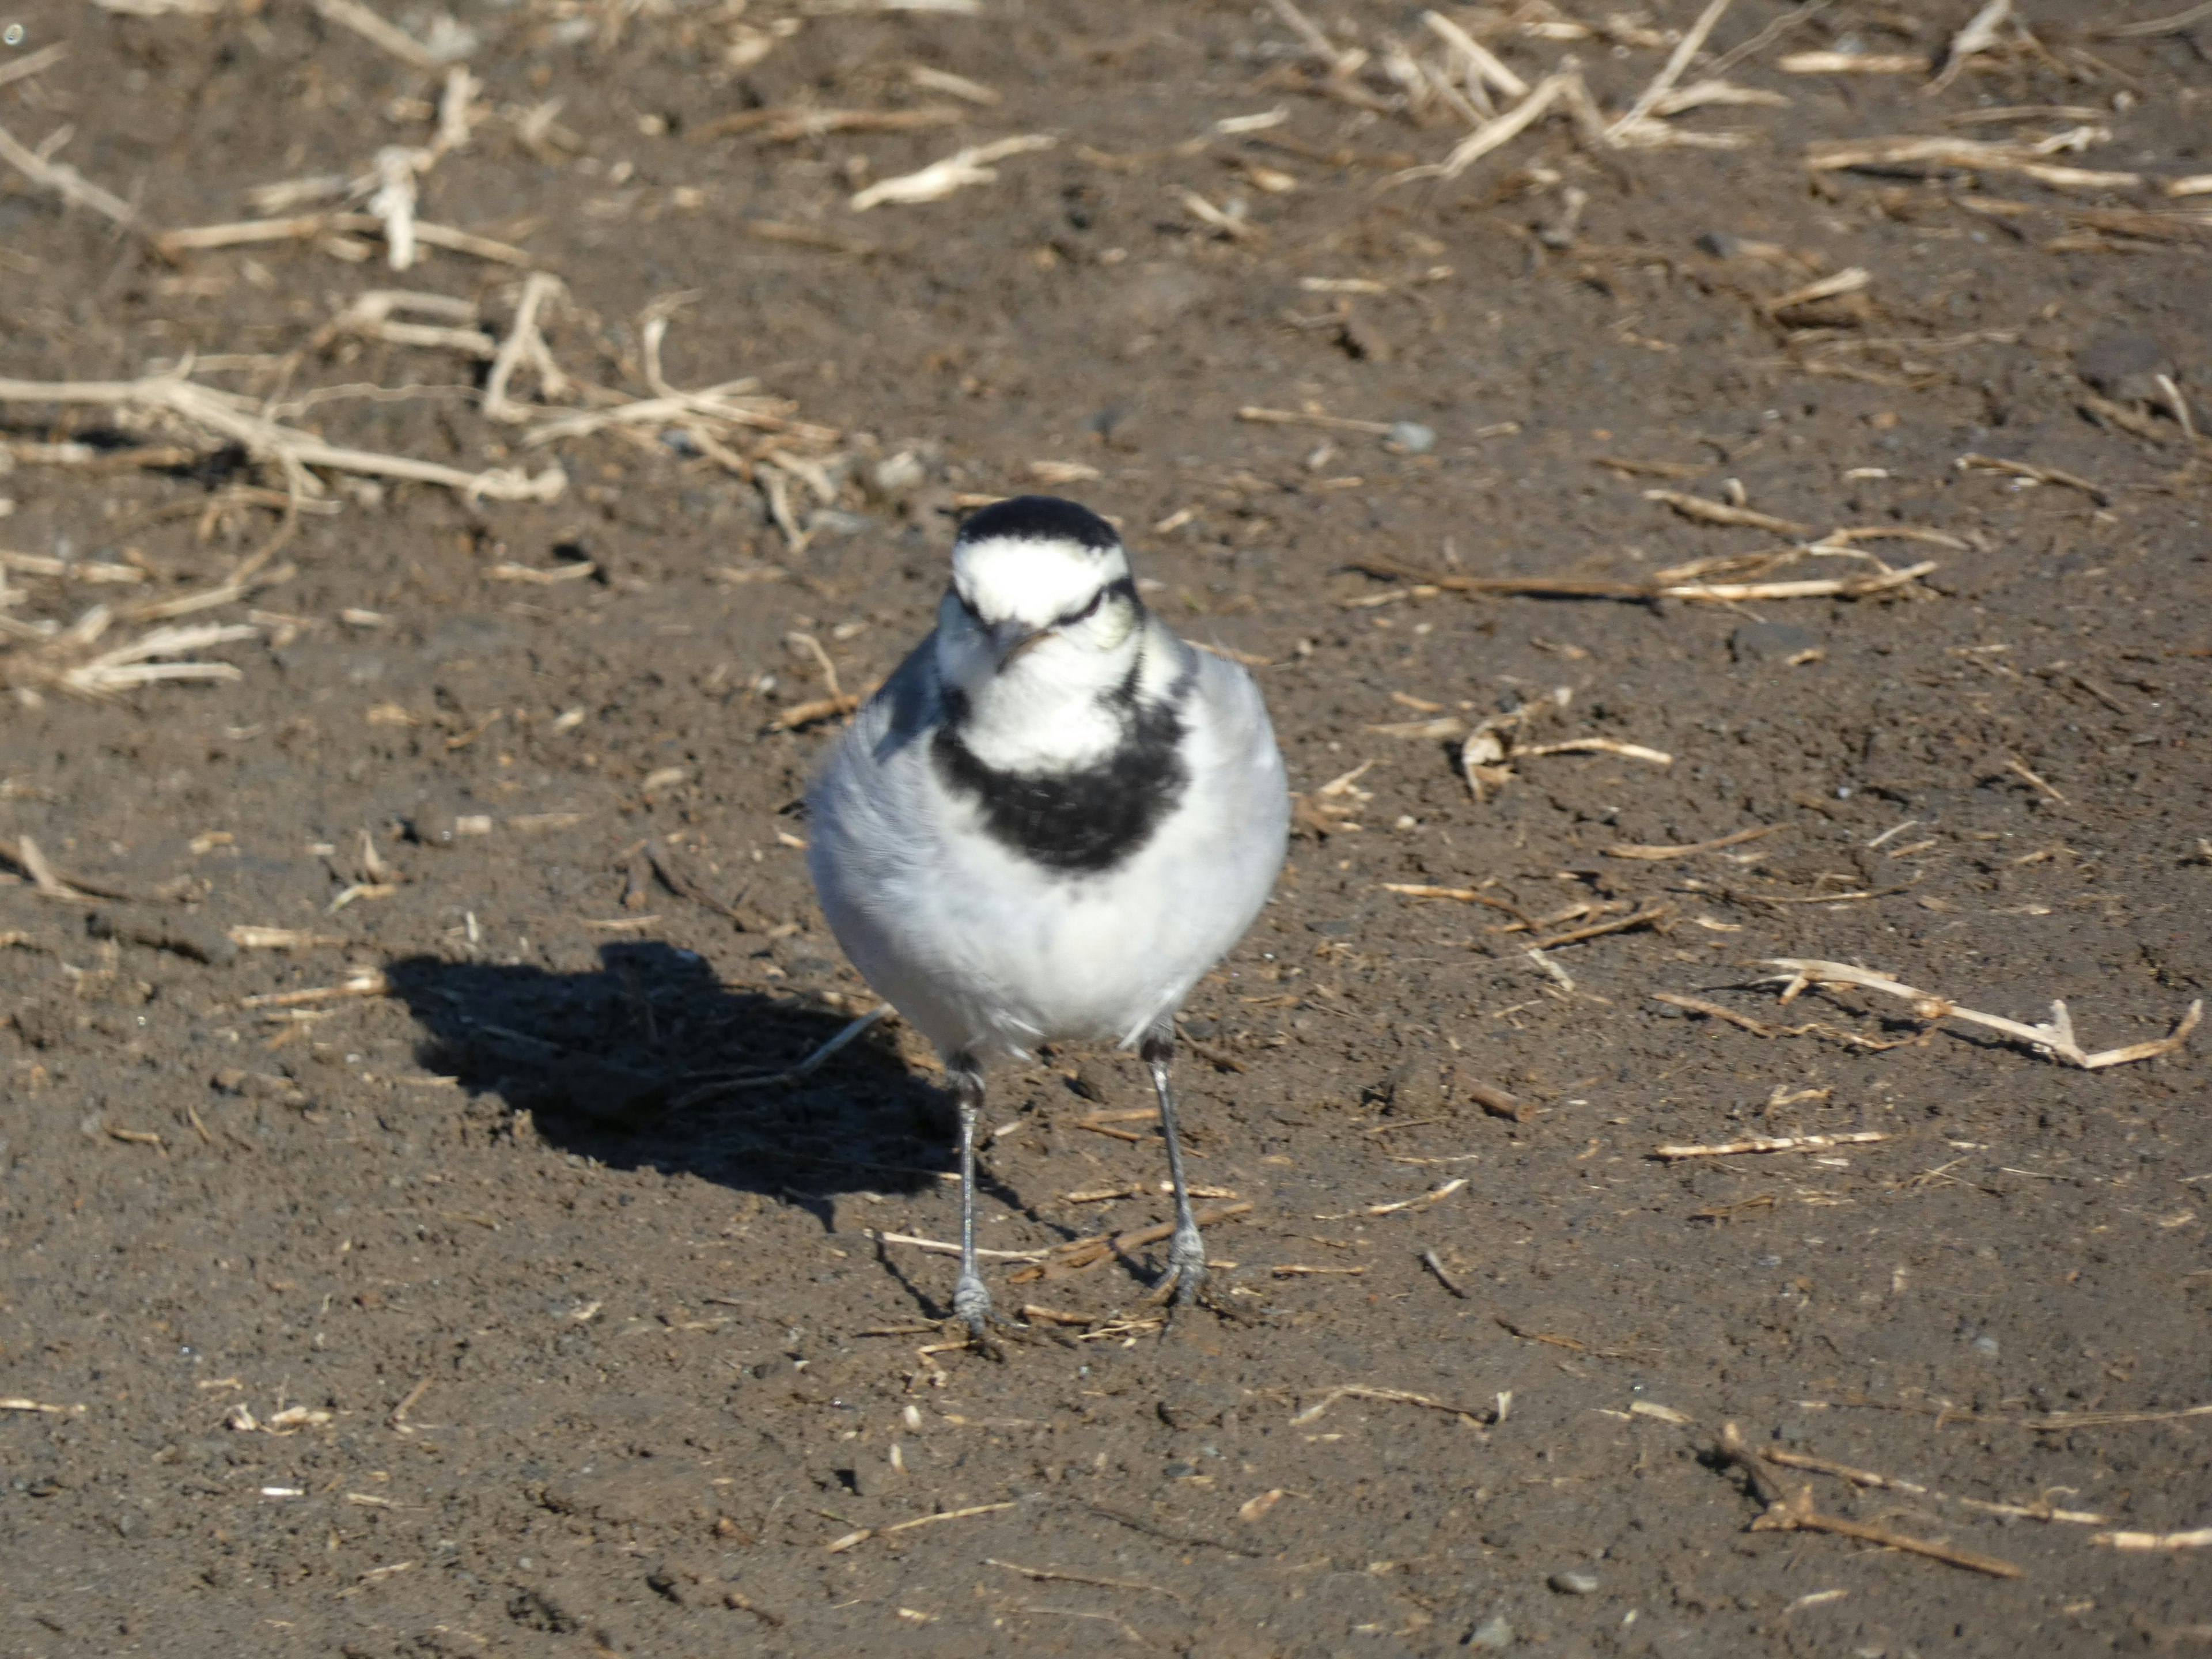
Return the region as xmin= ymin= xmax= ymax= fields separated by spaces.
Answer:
xmin=806 ymin=495 xmax=1288 ymax=1338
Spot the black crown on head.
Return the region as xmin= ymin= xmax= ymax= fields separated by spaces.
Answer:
xmin=955 ymin=494 xmax=1120 ymax=554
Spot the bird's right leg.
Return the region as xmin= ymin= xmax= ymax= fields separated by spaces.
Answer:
xmin=949 ymin=1053 xmax=994 ymax=1338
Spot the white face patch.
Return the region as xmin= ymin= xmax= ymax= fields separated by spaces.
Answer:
xmin=952 ymin=533 xmax=1130 ymax=628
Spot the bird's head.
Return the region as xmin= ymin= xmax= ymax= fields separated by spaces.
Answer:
xmin=936 ymin=496 xmax=1142 ymax=698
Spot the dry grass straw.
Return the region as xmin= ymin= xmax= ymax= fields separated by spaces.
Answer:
xmin=1289 ymin=1384 xmax=1494 ymax=1427
xmin=1654 ymin=1131 xmax=1886 ymax=1161
xmin=1718 ymin=1423 xmax=2022 ymax=1579
xmin=0 ymin=373 xmax=562 ymax=503
xmin=1805 ymin=132 xmax=2142 ymax=192
xmin=0 ymin=120 xmax=150 ymax=234
xmin=1763 ymin=1445 xmax=2107 ymax=1526
xmin=849 ymin=134 xmax=1056 ymax=210
xmin=2096 ymin=1525 xmax=2212 ymax=1551
xmin=1764 ymin=958 xmax=2201 ymax=1071
xmin=307 ymin=0 xmax=459 ymax=73
xmin=1605 ymin=824 xmax=1779 ymax=861
xmin=824 ymin=1501 xmax=1015 ymax=1555
xmin=1422 ymin=685 xmax=1674 ymax=803
xmin=1006 ymin=1203 xmax=1252 ymax=1285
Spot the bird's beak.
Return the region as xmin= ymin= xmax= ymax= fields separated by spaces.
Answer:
xmin=989 ymin=619 xmax=1051 ymax=670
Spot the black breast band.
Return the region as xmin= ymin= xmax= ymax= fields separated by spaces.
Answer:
xmin=933 ymin=692 xmax=1189 ymax=874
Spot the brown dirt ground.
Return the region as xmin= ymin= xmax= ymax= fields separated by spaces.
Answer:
xmin=3 ymin=1 xmax=2211 ymax=1654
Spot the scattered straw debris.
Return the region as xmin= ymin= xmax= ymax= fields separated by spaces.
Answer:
xmin=850 ymin=134 xmax=1055 ymax=210
xmin=1764 ymin=959 xmax=2201 ymax=1071
xmin=1655 ymin=1132 xmax=1888 ymax=1161
xmin=1957 ymin=452 xmax=2107 ymax=503
xmin=1606 ymin=825 xmax=1781 ymax=861
xmin=1763 ymin=1446 xmax=2107 ymax=1526
xmin=1007 ymin=1203 xmax=1252 ymax=1285
xmin=1289 ymin=1385 xmax=1493 ymax=1427
xmin=825 ymin=1501 xmax=1015 ymax=1554
xmin=1718 ymin=1423 xmax=2022 ymax=1579
xmin=0 ymin=373 xmax=561 ymax=503
xmin=1805 ymin=134 xmax=2142 ymax=193
xmin=2094 ymin=1526 xmax=2212 ymax=1551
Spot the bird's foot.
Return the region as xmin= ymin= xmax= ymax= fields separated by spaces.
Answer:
xmin=1144 ymin=1228 xmax=1208 ymax=1309
xmin=949 ymin=1277 xmax=1009 ymax=1360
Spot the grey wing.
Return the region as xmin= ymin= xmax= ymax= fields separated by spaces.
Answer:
xmin=805 ymin=638 xmax=946 ymax=903
xmin=1188 ymin=642 xmax=1291 ymax=840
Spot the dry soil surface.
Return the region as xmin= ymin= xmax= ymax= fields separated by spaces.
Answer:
xmin=2 ymin=2 xmax=2210 ymax=1655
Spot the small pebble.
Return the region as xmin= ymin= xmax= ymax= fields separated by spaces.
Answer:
xmin=1548 ymin=1570 xmax=1600 ymax=1596
xmin=1973 ymin=1335 xmax=2000 ymax=1355
xmin=1467 ymin=1613 xmax=1515 ymax=1649
xmin=1388 ymin=420 xmax=1437 ymax=454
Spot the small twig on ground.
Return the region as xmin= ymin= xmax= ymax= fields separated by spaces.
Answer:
xmin=238 ymin=967 xmax=389 ymax=1009
xmin=1645 ymin=489 xmax=1810 ymax=536
xmin=1349 ymin=552 xmax=1936 ymax=606
xmin=1764 ymin=958 xmax=2202 ymax=1071
xmin=0 ymin=373 xmax=562 ymax=502
xmin=825 ymin=1501 xmax=1016 ymax=1554
xmin=2094 ymin=1525 xmax=2212 ymax=1551
xmin=1461 ymin=1076 xmax=1531 ymax=1122
xmin=1606 ymin=825 xmax=1781 ymax=861
xmin=0 ymin=120 xmax=150 ymax=234
xmin=985 ymin=1559 xmax=1179 ymax=1597
xmin=1290 ymin=1385 xmax=1493 ymax=1427
xmin=1719 ymin=1424 xmax=2022 ymax=1578
xmin=1805 ymin=134 xmax=2141 ymax=192
xmin=0 ymin=43 xmax=68 ymax=93
xmin=3 ymin=835 xmax=90 ymax=902
xmin=1009 ymin=1203 xmax=1253 ymax=1284
xmin=850 ymin=134 xmax=1056 ymax=210
xmin=1520 ymin=737 xmax=1673 ymax=766
xmin=1608 ymin=0 xmax=1734 ymax=141
xmin=870 ymin=1232 xmax=1050 ymax=1264
xmin=1957 ymin=452 xmax=2107 ymax=504
xmin=1382 ymin=883 xmax=1537 ymax=928
xmin=1528 ymin=900 xmax=1671 ymax=951
xmin=1421 ymin=1249 xmax=1471 ymax=1298
xmin=1654 ymin=1132 xmax=1887 ymax=1161
xmin=307 ymin=0 xmax=455 ymax=72
xmin=1652 ymin=993 xmax=1783 ymax=1035
xmin=1763 ymin=1446 xmax=2108 ymax=1524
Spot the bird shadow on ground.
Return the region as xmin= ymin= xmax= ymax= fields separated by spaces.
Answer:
xmin=382 ymin=943 xmax=960 ymax=1228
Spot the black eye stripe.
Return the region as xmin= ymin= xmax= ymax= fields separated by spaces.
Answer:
xmin=1055 ymin=590 xmax=1105 ymax=627
xmin=1054 ymin=577 xmax=1136 ymax=628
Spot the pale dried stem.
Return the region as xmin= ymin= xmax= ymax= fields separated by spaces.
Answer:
xmin=1422 ymin=9 xmax=1527 ymax=100
xmin=0 ymin=120 xmax=148 ymax=233
xmin=308 ymin=0 xmax=453 ymax=73
xmin=1764 ymin=957 xmax=2202 ymax=1070
xmin=849 ymin=134 xmax=1056 ymax=210
xmin=1763 ymin=1446 xmax=2108 ymax=1524
xmin=1654 ymin=1132 xmax=1887 ymax=1160
xmin=1608 ymin=0 xmax=1734 ymax=141
xmin=1290 ymin=1385 xmax=1494 ymax=1427
xmin=1806 ymin=135 xmax=2141 ymax=191
xmin=0 ymin=43 xmax=68 ymax=92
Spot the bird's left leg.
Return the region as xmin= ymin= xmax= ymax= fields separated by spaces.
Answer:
xmin=1142 ymin=1022 xmax=1206 ymax=1306
xmin=948 ymin=1051 xmax=995 ymax=1340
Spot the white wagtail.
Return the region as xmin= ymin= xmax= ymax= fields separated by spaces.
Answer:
xmin=806 ymin=495 xmax=1289 ymax=1338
